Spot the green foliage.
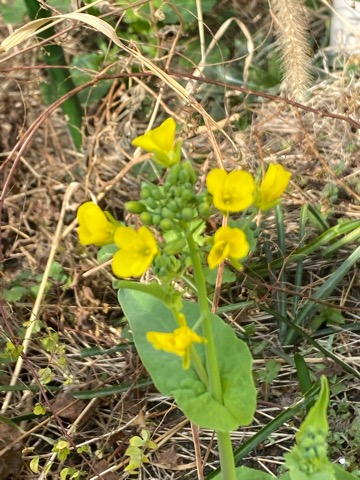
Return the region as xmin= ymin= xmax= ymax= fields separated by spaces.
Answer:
xmin=0 ymin=0 xmax=27 ymax=23
xmin=33 ymin=403 xmax=47 ymax=415
xmin=38 ymin=367 xmax=53 ymax=385
xmin=310 ymin=306 xmax=345 ymax=333
xmin=120 ymin=0 xmax=216 ymax=27
xmin=256 ymin=359 xmax=281 ymax=385
xmin=97 ymin=244 xmax=119 ymax=264
xmin=70 ymin=52 xmax=114 ymax=105
xmin=212 ymin=466 xmax=274 ymax=480
xmin=124 ymin=429 xmax=157 ymax=475
xmin=0 ymin=342 xmax=24 ymax=364
xmin=52 ymin=439 xmax=71 ymax=462
xmin=60 ymin=467 xmax=84 ymax=480
xmin=3 ymin=261 xmax=71 ymax=303
xmin=118 ymin=289 xmax=257 ymax=432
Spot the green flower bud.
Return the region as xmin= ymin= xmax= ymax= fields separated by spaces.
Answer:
xmin=198 ymin=202 xmax=210 ymax=217
xmin=159 ymin=218 xmax=174 ymax=231
xmin=140 ymin=212 xmax=153 ymax=225
xmin=181 ymin=189 xmax=194 ymax=202
xmin=161 ymin=207 xmax=174 ymax=219
xmin=178 ymin=169 xmax=189 ymax=183
xmin=152 ymin=187 xmax=164 ymax=201
xmin=125 ymin=201 xmax=146 ymax=214
xmin=140 ymin=182 xmax=154 ymax=199
xmin=181 ymin=207 xmax=195 ymax=220
xmin=167 ymin=200 xmax=178 ymax=212
xmin=183 ymin=161 xmax=197 ymax=184
xmin=167 ymin=163 xmax=181 ymax=182
xmin=164 ymin=237 xmax=186 ymax=254
xmin=152 ymin=214 xmax=161 ymax=226
xmin=145 ymin=197 xmax=158 ymax=210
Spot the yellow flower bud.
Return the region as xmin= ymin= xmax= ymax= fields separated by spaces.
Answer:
xmin=132 ymin=118 xmax=181 ymax=167
xmin=77 ymin=202 xmax=116 ymax=246
xmin=254 ymin=164 xmax=291 ymax=211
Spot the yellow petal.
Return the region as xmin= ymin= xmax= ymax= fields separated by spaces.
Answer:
xmin=256 ymin=164 xmax=291 ymax=211
xmin=137 ymin=226 xmax=159 ymax=256
xmin=206 ymin=168 xmax=227 ymax=195
xmin=77 ymin=202 xmax=114 ymax=246
xmin=208 ymin=227 xmax=249 ymax=269
xmin=208 ymin=240 xmax=229 ymax=269
xmin=206 ymin=169 xmax=255 ymax=212
xmin=132 ymin=118 xmax=176 ymax=154
xmin=112 ymin=226 xmax=158 ymax=278
xmin=216 ymin=227 xmax=249 ymax=259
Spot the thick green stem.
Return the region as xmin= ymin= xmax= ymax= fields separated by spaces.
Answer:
xmin=186 ymin=228 xmax=236 ymax=480
xmin=217 ymin=432 xmax=238 ymax=480
xmin=186 ymin=229 xmax=222 ymax=401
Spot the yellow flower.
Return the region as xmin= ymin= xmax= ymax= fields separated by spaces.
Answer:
xmin=132 ymin=118 xmax=182 ymax=167
xmin=112 ymin=226 xmax=159 ymax=277
xmin=146 ymin=314 xmax=206 ymax=369
xmin=208 ymin=226 xmax=249 ymax=270
xmin=254 ymin=164 xmax=291 ymax=211
xmin=206 ymin=169 xmax=255 ymax=212
xmin=77 ymin=202 xmax=116 ymax=246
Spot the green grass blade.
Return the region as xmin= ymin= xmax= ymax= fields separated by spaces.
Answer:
xmin=253 ymin=220 xmax=360 ymax=276
xmin=24 ymin=0 xmax=83 ymax=150
xmin=292 ymin=204 xmax=307 ymax=318
xmin=323 ymin=226 xmax=360 ymax=256
xmin=72 ymin=378 xmax=153 ymax=399
xmin=294 ymin=352 xmax=313 ymax=412
xmin=307 ymin=204 xmax=330 ymax=231
xmin=261 ymin=305 xmax=360 ymax=379
xmin=275 ymin=204 xmax=288 ymax=341
xmin=284 ymin=245 xmax=360 ymax=345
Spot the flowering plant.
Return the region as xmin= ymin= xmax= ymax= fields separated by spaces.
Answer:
xmin=76 ymin=119 xmax=355 ymax=479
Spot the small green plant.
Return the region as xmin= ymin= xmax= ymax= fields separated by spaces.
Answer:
xmin=3 ymin=261 xmax=71 ymax=303
xmin=124 ymin=429 xmax=158 ymax=475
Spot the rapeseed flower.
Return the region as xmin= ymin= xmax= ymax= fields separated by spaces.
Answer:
xmin=132 ymin=118 xmax=181 ymax=167
xmin=147 ymin=314 xmax=206 ymax=369
xmin=77 ymin=202 xmax=116 ymax=246
xmin=206 ymin=168 xmax=255 ymax=213
xmin=254 ymin=164 xmax=291 ymax=211
xmin=112 ymin=226 xmax=158 ymax=277
xmin=208 ymin=226 xmax=249 ymax=270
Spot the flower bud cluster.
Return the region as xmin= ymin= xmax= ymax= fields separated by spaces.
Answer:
xmin=297 ymin=426 xmax=328 ymax=474
xmin=152 ymin=254 xmax=182 ymax=280
xmin=125 ymin=162 xmax=211 ymax=232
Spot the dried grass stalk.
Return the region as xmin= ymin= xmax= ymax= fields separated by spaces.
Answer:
xmin=271 ymin=0 xmax=312 ymax=101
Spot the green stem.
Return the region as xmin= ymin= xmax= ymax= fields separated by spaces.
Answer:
xmin=186 ymin=229 xmax=222 ymax=401
xmin=186 ymin=228 xmax=236 ymax=480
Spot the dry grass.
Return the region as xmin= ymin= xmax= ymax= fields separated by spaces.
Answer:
xmin=0 ymin=2 xmax=359 ymax=479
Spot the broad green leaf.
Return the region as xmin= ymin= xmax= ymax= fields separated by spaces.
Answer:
xmin=118 ymin=289 xmax=256 ymax=432
xmin=0 ymin=0 xmax=27 ymax=24
xmin=280 ymin=469 xmax=360 ymax=480
xmin=3 ymin=286 xmax=28 ymax=302
xmin=97 ymin=243 xmax=119 ymax=264
xmin=333 ymin=465 xmax=360 ymax=480
xmin=212 ymin=466 xmax=274 ymax=480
